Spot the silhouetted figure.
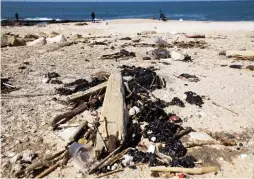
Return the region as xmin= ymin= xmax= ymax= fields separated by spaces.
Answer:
xmin=15 ymin=12 xmax=19 ymax=21
xmin=159 ymin=9 xmax=167 ymax=21
xmin=91 ymin=11 xmax=95 ymax=23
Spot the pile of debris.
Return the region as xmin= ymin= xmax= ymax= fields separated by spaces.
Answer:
xmin=14 ymin=66 xmax=226 ymax=178
xmin=1 ymin=76 xmax=18 ymax=94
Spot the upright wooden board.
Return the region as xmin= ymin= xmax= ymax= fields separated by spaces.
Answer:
xmin=95 ymin=72 xmax=128 ymax=157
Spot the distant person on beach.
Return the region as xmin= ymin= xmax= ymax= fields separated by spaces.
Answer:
xmin=15 ymin=12 xmax=19 ymax=21
xmin=159 ymin=10 xmax=167 ymax=21
xmin=91 ymin=11 xmax=95 ymax=23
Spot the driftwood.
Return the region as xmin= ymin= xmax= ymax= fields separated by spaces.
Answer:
xmin=36 ymin=162 xmax=61 ymax=178
xmin=95 ymin=72 xmax=128 ymax=158
xmin=88 ymin=146 xmax=122 ymax=174
xmin=51 ymin=102 xmax=88 ymax=128
xmin=150 ymin=166 xmax=219 ymax=175
xmin=184 ymin=141 xmax=219 ymax=148
xmin=15 ymin=150 xmax=66 ymax=177
xmin=226 ymin=50 xmax=254 ymax=60
xmin=66 ymin=82 xmax=107 ymax=103
xmin=212 ymin=101 xmax=239 ymax=115
xmin=174 ymin=127 xmax=193 ymax=139
xmin=68 ymin=120 xmax=88 ymax=143
xmin=98 ymin=148 xmax=130 ymax=171
xmin=186 ymin=34 xmax=205 ymax=38
xmin=97 ymin=169 xmax=124 ymax=178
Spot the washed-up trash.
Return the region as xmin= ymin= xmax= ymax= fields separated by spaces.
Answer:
xmin=153 ymin=37 xmax=168 ymax=45
xmin=184 ymin=91 xmax=204 ymax=107
xmin=229 ymin=65 xmax=243 ymax=69
xmin=56 ymin=76 xmax=107 ymax=95
xmin=171 ymin=51 xmax=184 ymax=61
xmin=121 ymin=154 xmax=134 ymax=167
xmin=1 ymin=76 xmax=18 ymax=94
xmin=147 ymin=48 xmax=170 ymax=59
xmin=189 ymin=132 xmax=214 ymax=142
xmin=169 ymin=97 xmax=185 ymax=107
xmin=178 ymin=73 xmax=199 ymax=82
xmin=68 ymin=142 xmax=94 ymax=169
xmin=168 ymin=114 xmax=181 ymax=122
xmin=100 ymin=49 xmax=136 ymax=60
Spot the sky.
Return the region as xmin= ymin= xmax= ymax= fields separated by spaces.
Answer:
xmin=2 ymin=0 xmax=246 ymax=1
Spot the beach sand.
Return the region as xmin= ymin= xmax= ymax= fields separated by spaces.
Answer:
xmin=1 ymin=19 xmax=254 ymax=178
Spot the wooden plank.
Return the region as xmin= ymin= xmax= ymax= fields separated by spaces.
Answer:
xmin=95 ymin=72 xmax=128 ymax=157
xmin=66 ymin=82 xmax=107 ymax=103
xmin=65 ymin=76 xmax=133 ymax=103
xmin=226 ymin=50 xmax=254 ymax=58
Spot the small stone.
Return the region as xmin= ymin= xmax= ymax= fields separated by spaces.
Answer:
xmin=142 ymin=56 xmax=151 ymax=60
xmin=219 ymin=50 xmax=226 ymax=56
xmin=21 ymin=150 xmax=36 ymax=163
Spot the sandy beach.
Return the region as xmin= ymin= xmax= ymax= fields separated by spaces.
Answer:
xmin=1 ymin=19 xmax=254 ymax=178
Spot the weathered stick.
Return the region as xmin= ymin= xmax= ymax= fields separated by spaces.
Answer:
xmin=212 ymin=101 xmax=239 ymax=115
xmin=51 ymin=102 xmax=88 ymax=128
xmin=174 ymin=127 xmax=192 ymax=139
xmin=97 ymin=169 xmax=124 ymax=178
xmin=66 ymin=82 xmax=107 ymax=103
xmin=150 ymin=166 xmax=219 ymax=175
xmin=88 ymin=146 xmax=122 ymax=174
xmin=185 ymin=35 xmax=205 ymax=38
xmin=98 ymin=148 xmax=131 ymax=171
xmin=184 ymin=141 xmax=218 ymax=148
xmin=68 ymin=120 xmax=88 ymax=143
xmin=36 ymin=162 xmax=61 ymax=178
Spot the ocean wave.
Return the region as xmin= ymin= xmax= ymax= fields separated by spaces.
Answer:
xmin=23 ymin=17 xmax=53 ymax=21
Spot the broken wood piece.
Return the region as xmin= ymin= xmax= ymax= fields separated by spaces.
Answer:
xmin=97 ymin=169 xmax=124 ymax=178
xmin=184 ymin=141 xmax=219 ymax=148
xmin=66 ymin=82 xmax=107 ymax=103
xmin=186 ymin=34 xmax=205 ymax=38
xmin=68 ymin=120 xmax=88 ymax=143
xmin=174 ymin=127 xmax=193 ymax=139
xmin=88 ymin=146 xmax=122 ymax=174
xmin=95 ymin=72 xmax=128 ymax=158
xmin=212 ymin=101 xmax=239 ymax=115
xmin=150 ymin=166 xmax=219 ymax=175
xmin=226 ymin=50 xmax=254 ymax=60
xmin=51 ymin=102 xmax=88 ymax=128
xmin=66 ymin=76 xmax=133 ymax=103
xmin=98 ymin=148 xmax=131 ymax=171
xmin=36 ymin=162 xmax=61 ymax=178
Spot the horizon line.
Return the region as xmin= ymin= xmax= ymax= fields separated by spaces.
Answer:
xmin=2 ymin=0 xmax=251 ymax=2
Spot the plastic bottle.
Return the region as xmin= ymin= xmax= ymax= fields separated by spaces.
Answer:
xmin=68 ymin=142 xmax=93 ymax=169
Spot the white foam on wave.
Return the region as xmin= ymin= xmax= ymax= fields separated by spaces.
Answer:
xmin=24 ymin=17 xmax=53 ymax=21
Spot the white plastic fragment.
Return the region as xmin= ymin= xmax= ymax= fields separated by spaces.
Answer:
xmin=189 ymin=132 xmax=214 ymax=142
xmin=147 ymin=145 xmax=156 ymax=153
xmin=122 ymin=154 xmax=134 ymax=167
xmin=151 ymin=137 xmax=156 ymax=142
